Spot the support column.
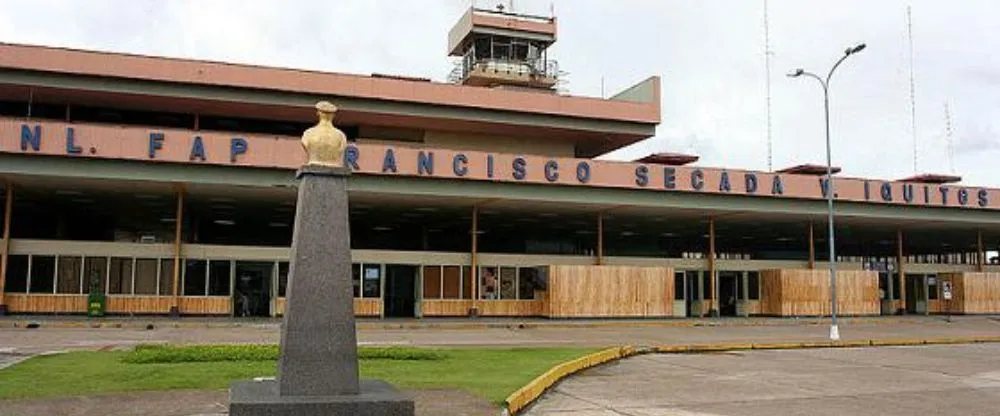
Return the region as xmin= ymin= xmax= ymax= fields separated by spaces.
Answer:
xmin=470 ymin=204 xmax=479 ymax=316
xmin=977 ymin=230 xmax=985 ymax=272
xmin=0 ymin=183 xmax=12 ymax=315
xmin=741 ymin=270 xmax=749 ymax=317
xmin=708 ymin=218 xmax=717 ymax=317
xmin=596 ymin=212 xmax=604 ymax=266
xmin=897 ymin=229 xmax=905 ymax=315
xmin=169 ymin=187 xmax=184 ymax=317
xmin=808 ymin=222 xmax=816 ymax=269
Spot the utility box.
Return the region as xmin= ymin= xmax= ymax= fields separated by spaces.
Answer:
xmin=87 ymin=273 xmax=106 ymax=317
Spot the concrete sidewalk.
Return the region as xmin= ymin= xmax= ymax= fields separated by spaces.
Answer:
xmin=525 ymin=343 xmax=1000 ymax=416
xmin=0 ymin=314 xmax=971 ymax=330
xmin=1 ymin=315 xmax=998 ymax=355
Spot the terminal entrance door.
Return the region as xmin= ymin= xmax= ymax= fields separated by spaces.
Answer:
xmin=905 ymin=274 xmax=929 ymax=315
xmin=684 ymin=271 xmax=701 ymax=317
xmin=718 ymin=272 xmax=740 ymax=317
xmin=384 ymin=264 xmax=418 ymax=318
xmin=233 ymin=261 xmax=273 ymax=317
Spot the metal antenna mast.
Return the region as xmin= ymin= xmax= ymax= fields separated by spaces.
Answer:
xmin=764 ymin=0 xmax=774 ymax=171
xmin=906 ymin=5 xmax=918 ymax=173
xmin=944 ymin=102 xmax=955 ymax=174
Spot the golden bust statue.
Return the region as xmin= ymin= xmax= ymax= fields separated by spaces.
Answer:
xmin=300 ymin=101 xmax=347 ymax=168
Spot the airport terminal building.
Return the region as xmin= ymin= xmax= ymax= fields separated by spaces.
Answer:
xmin=0 ymin=7 xmax=998 ymax=319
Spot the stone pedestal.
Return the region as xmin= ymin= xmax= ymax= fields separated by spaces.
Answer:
xmin=229 ymin=165 xmax=414 ymax=415
xmin=230 ymin=379 xmax=414 ymax=416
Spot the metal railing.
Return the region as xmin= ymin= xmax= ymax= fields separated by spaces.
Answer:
xmin=449 ymin=51 xmax=559 ymax=84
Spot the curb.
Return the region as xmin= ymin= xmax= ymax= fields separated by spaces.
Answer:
xmin=0 ymin=316 xmax=929 ymax=331
xmin=502 ymin=335 xmax=1000 ymax=415
xmin=502 ymin=346 xmax=640 ymax=415
xmin=653 ymin=336 xmax=1000 ymax=354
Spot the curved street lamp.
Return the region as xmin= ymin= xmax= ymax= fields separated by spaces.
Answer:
xmin=787 ymin=42 xmax=866 ymax=341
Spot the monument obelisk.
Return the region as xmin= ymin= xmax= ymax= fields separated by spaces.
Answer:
xmin=229 ymin=101 xmax=414 ymax=415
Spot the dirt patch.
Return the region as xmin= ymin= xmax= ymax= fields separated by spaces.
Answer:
xmin=0 ymin=388 xmax=496 ymax=416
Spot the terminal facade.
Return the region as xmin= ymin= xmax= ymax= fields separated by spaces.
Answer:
xmin=0 ymin=6 xmax=998 ymax=319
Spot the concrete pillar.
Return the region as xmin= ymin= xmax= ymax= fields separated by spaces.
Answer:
xmin=708 ymin=219 xmax=717 ymax=317
xmin=0 ymin=183 xmax=12 ymax=315
xmin=596 ymin=212 xmax=604 ymax=265
xmin=897 ymin=229 xmax=905 ymax=315
xmin=169 ymin=186 xmax=184 ymax=318
xmin=808 ymin=222 xmax=816 ymax=269
xmin=470 ymin=204 xmax=479 ymax=315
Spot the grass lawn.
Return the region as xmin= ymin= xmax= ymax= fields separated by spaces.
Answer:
xmin=0 ymin=347 xmax=597 ymax=405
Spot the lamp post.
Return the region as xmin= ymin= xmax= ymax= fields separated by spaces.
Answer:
xmin=788 ymin=42 xmax=866 ymax=341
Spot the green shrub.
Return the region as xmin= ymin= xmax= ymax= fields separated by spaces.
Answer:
xmin=121 ymin=344 xmax=446 ymax=364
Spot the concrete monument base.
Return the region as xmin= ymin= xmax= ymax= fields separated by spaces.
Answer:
xmin=229 ymin=379 xmax=414 ymax=416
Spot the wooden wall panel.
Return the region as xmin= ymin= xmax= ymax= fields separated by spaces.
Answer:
xmin=275 ymin=297 xmax=381 ymax=317
xmin=420 ymin=299 xmax=543 ymax=317
xmin=178 ymin=297 xmax=231 ymax=315
xmin=106 ymin=296 xmax=174 ymax=314
xmin=546 ymin=265 xmax=674 ymax=318
xmin=6 ymin=294 xmax=86 ymax=313
xmin=355 ymin=298 xmax=381 ymax=316
xmin=939 ymin=272 xmax=1000 ymax=314
xmin=759 ymin=269 xmax=878 ymax=317
xmin=422 ymin=266 xmax=442 ymax=299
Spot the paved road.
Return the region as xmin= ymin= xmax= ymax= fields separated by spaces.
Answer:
xmin=1 ymin=316 xmax=998 ymax=354
xmin=526 ymin=343 xmax=1000 ymax=416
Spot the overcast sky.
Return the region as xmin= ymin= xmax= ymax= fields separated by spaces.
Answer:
xmin=3 ymin=0 xmax=999 ymax=186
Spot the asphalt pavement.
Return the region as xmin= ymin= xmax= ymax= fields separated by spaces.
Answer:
xmin=526 ymin=343 xmax=1000 ymax=416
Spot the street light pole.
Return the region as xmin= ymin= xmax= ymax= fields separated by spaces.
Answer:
xmin=788 ymin=43 xmax=866 ymax=341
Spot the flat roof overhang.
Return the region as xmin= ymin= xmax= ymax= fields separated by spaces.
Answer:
xmin=0 ymin=43 xmax=660 ymax=157
xmin=2 ymin=153 xmax=998 ymax=233
xmin=634 ymin=153 xmax=699 ymax=166
xmin=447 ymin=8 xmax=558 ymax=56
xmin=899 ymin=173 xmax=962 ymax=184
xmin=777 ymin=164 xmax=842 ymax=175
xmin=0 ymin=73 xmax=653 ymax=159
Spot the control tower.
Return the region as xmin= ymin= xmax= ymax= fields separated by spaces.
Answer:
xmin=447 ymin=4 xmax=560 ymax=91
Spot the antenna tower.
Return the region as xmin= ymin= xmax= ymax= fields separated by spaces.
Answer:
xmin=944 ymin=102 xmax=955 ymax=174
xmin=764 ymin=0 xmax=773 ymax=171
xmin=906 ymin=5 xmax=918 ymax=174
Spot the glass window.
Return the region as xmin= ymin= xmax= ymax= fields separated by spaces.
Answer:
xmin=480 ymin=267 xmax=498 ymax=300
xmin=4 ymin=255 xmax=28 ymax=293
xmin=158 ymin=259 xmax=175 ymax=296
xmin=422 ymin=266 xmax=441 ymax=300
xmin=278 ymin=261 xmax=289 ymax=298
xmin=108 ymin=257 xmax=133 ymax=295
xmin=702 ymin=273 xmax=713 ymax=300
xmin=928 ymin=275 xmax=939 ymax=300
xmin=83 ymin=257 xmax=107 ymax=294
xmin=183 ymin=259 xmax=207 ymax=296
xmin=892 ymin=272 xmax=901 ymax=300
xmin=687 ymin=271 xmax=701 ymax=300
xmin=674 ymin=272 xmax=685 ymax=300
xmin=517 ymin=267 xmax=542 ymax=300
xmin=208 ymin=260 xmax=231 ymax=296
xmin=748 ymin=272 xmax=760 ymax=300
xmin=499 ymin=267 xmax=516 ymax=300
xmin=134 ymin=259 xmax=159 ymax=295
xmin=736 ymin=273 xmax=745 ymax=301
xmin=462 ymin=266 xmax=472 ymax=299
xmin=29 ymin=255 xmax=55 ymax=293
xmin=442 ymin=266 xmax=461 ymax=299
xmin=56 ymin=256 xmax=82 ymax=294
xmin=277 ymin=262 xmax=289 ymax=297
xmin=362 ymin=264 xmax=381 ymax=298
